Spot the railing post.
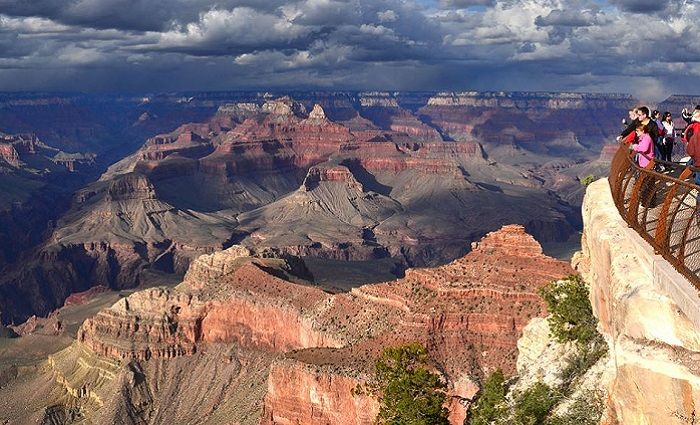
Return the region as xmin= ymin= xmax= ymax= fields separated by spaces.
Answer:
xmin=626 ymin=160 xmax=655 ymax=228
xmin=655 ymin=167 xmax=693 ymax=251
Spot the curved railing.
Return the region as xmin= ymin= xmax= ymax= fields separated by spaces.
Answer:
xmin=609 ymin=142 xmax=700 ymax=289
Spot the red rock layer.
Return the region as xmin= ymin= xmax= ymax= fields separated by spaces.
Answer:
xmin=79 ymin=225 xmax=571 ymax=423
xmin=132 ymin=100 xmax=486 ymax=184
xmin=0 ymin=143 xmax=20 ymax=167
xmin=261 ymin=359 xmax=380 ymax=425
xmin=599 ymin=143 xmax=619 ymax=162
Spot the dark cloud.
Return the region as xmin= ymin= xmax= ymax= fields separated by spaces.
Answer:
xmin=0 ymin=0 xmax=285 ymax=31
xmin=535 ymin=9 xmax=603 ymax=27
xmin=609 ymin=0 xmax=672 ymax=13
xmin=0 ymin=0 xmax=696 ymax=100
xmin=440 ymin=0 xmax=495 ymax=8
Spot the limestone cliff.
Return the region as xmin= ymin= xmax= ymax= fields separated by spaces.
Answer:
xmin=578 ymin=178 xmax=700 ymax=424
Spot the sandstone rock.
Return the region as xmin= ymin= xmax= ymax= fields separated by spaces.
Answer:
xmin=580 ymin=178 xmax=700 ymax=424
xmin=0 ymin=143 xmax=20 ymax=167
xmin=308 ymin=103 xmax=327 ymax=121
xmin=183 ymin=245 xmax=253 ymax=285
xmin=515 ymin=317 xmax=574 ymax=390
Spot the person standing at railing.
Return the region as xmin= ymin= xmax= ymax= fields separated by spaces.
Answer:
xmin=681 ymin=105 xmax=700 ymax=124
xmin=622 ymin=108 xmax=638 ymax=128
xmin=683 ymin=109 xmax=700 ymax=164
xmin=619 ymin=107 xmax=659 ymax=147
xmin=631 ymin=123 xmax=655 ymax=168
xmin=652 ymin=110 xmax=666 ymax=160
xmin=661 ymin=111 xmax=674 ymax=162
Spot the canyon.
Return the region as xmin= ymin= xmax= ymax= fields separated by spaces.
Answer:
xmin=0 ymin=90 xmax=665 ymax=424
xmin=0 ymin=224 xmax=571 ymax=424
xmin=2 ymin=91 xmax=699 ymax=424
xmin=0 ymin=91 xmax=628 ymax=324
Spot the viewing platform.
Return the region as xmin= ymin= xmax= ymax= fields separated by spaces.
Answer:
xmin=607 ymin=141 xmax=700 ymax=327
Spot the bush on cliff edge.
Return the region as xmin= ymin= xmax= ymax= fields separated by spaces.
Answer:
xmin=468 ymin=369 xmax=507 ymax=425
xmin=467 ymin=275 xmax=607 ymax=425
xmin=539 ymin=275 xmax=598 ymax=345
xmin=364 ymin=343 xmax=450 ymax=425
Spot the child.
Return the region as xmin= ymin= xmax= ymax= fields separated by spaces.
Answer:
xmin=632 ymin=123 xmax=654 ymax=168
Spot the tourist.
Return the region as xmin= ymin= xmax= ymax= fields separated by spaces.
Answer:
xmin=620 ymin=107 xmax=659 ymax=145
xmin=661 ymin=111 xmax=674 ymax=162
xmin=631 ymin=123 xmax=654 ymax=168
xmin=681 ymin=109 xmax=700 ymax=151
xmin=652 ymin=110 xmax=665 ymax=160
xmin=622 ymin=108 xmax=637 ymax=127
xmin=682 ymin=105 xmax=700 ymax=124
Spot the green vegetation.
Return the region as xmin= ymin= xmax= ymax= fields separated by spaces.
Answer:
xmin=366 ymin=343 xmax=450 ymax=425
xmin=558 ymin=338 xmax=607 ymax=391
xmin=513 ymin=382 xmax=559 ymax=425
xmin=469 ymin=369 xmax=507 ymax=425
xmin=580 ymin=175 xmax=597 ymax=186
xmin=539 ymin=275 xmax=598 ymax=345
xmin=547 ymin=390 xmax=605 ymax=425
xmin=468 ymin=275 xmax=608 ymax=425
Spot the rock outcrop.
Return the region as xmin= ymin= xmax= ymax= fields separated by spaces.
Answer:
xmin=578 ymin=178 xmax=700 ymax=424
xmin=31 ymin=225 xmax=571 ymax=424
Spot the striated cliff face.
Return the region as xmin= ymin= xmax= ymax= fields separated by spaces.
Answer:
xmin=0 ymin=92 xmax=596 ymax=324
xmin=261 ymin=359 xmax=380 ymax=425
xmin=258 ymin=225 xmax=571 ymax=424
xmin=9 ymin=225 xmax=571 ymax=424
xmin=578 ymin=178 xmax=700 ymax=424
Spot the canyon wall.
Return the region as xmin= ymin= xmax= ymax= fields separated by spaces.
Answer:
xmin=2 ymin=226 xmax=572 ymax=424
xmin=579 ymin=178 xmax=700 ymax=424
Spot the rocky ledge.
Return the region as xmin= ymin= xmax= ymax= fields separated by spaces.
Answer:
xmin=578 ymin=178 xmax=700 ymax=424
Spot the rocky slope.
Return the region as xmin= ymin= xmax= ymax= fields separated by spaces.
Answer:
xmin=0 ymin=94 xmax=587 ymax=324
xmin=0 ymin=132 xmax=98 ymax=270
xmin=0 ymin=225 xmax=571 ymax=424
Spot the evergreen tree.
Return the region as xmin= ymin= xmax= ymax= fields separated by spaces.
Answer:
xmin=373 ymin=343 xmax=450 ymax=425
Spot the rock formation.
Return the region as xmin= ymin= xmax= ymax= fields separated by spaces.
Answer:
xmin=0 ymin=94 xmax=587 ymax=324
xmin=53 ymin=225 xmax=571 ymax=424
xmin=578 ymin=178 xmax=700 ymax=424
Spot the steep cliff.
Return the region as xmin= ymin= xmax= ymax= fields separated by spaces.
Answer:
xmin=0 ymin=225 xmax=572 ymax=424
xmin=578 ymin=178 xmax=700 ymax=424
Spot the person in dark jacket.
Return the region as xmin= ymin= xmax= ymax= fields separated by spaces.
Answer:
xmin=682 ymin=105 xmax=700 ymax=124
xmin=620 ymin=106 xmax=659 ymax=142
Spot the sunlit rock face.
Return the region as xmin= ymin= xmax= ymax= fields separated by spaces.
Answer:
xmin=0 ymin=92 xmax=587 ymax=325
xmin=579 ymin=178 xmax=700 ymax=425
xmin=59 ymin=226 xmax=571 ymax=424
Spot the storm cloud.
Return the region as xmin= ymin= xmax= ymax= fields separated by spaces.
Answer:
xmin=0 ymin=0 xmax=697 ymax=99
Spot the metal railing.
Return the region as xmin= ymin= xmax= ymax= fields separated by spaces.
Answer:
xmin=609 ymin=141 xmax=700 ymax=290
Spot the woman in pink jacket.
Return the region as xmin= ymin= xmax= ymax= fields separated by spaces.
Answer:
xmin=632 ymin=123 xmax=654 ymax=168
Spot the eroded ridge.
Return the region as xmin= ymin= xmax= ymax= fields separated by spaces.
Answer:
xmin=72 ymin=225 xmax=570 ymax=424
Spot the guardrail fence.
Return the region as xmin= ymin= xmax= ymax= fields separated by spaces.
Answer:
xmin=609 ymin=142 xmax=700 ymax=289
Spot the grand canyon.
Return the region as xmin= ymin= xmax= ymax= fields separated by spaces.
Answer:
xmin=1 ymin=89 xmax=697 ymax=424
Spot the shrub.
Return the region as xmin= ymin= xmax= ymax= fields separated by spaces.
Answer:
xmin=539 ymin=275 xmax=598 ymax=345
xmin=558 ymin=336 xmax=608 ymax=390
xmin=468 ymin=369 xmax=508 ymax=425
xmin=580 ymin=175 xmax=597 ymax=186
xmin=513 ymin=382 xmax=559 ymax=425
xmin=372 ymin=343 xmax=450 ymax=425
xmin=546 ymin=390 xmax=604 ymax=425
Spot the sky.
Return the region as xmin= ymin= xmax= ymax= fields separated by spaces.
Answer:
xmin=0 ymin=0 xmax=697 ymax=100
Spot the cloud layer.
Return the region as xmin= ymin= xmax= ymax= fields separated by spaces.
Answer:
xmin=0 ymin=0 xmax=697 ymax=99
